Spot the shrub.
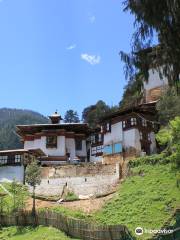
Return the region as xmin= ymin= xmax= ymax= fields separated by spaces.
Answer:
xmin=156 ymin=116 xmax=180 ymax=168
xmin=64 ymin=191 xmax=78 ymax=201
xmin=129 ymin=153 xmax=170 ymax=168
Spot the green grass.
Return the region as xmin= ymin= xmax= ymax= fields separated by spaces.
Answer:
xmin=0 ymin=182 xmax=28 ymax=213
xmin=1 ymin=164 xmax=179 ymax=239
xmin=91 ymin=164 xmax=180 ymax=239
xmin=49 ymin=206 xmax=87 ymax=219
xmin=0 ymin=226 xmax=78 ymax=240
xmin=64 ymin=191 xmax=79 ymax=202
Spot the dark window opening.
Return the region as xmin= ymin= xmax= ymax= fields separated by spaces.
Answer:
xmin=46 ymin=136 xmax=57 ymax=148
xmin=75 ymin=139 xmax=82 ymax=151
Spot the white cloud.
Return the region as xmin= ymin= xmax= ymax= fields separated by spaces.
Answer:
xmin=81 ymin=53 xmax=101 ymax=65
xmin=89 ymin=15 xmax=96 ymax=23
xmin=66 ymin=44 xmax=76 ymax=50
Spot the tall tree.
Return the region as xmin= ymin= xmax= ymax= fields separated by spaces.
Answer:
xmin=120 ymin=0 xmax=180 ymax=92
xmin=64 ymin=110 xmax=80 ymax=123
xmin=119 ymin=73 xmax=144 ymax=109
xmin=25 ymin=160 xmax=41 ymax=216
xmin=82 ymin=100 xmax=118 ymax=128
xmin=156 ymin=87 xmax=180 ymax=126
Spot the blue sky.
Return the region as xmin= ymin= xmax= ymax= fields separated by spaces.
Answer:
xmin=0 ymin=0 xmax=135 ymax=118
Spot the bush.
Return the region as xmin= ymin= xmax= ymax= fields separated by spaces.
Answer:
xmin=129 ymin=153 xmax=170 ymax=168
xmin=64 ymin=191 xmax=78 ymax=201
xmin=156 ymin=116 xmax=180 ymax=168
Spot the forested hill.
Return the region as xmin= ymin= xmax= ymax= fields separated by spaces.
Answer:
xmin=0 ymin=108 xmax=48 ymax=150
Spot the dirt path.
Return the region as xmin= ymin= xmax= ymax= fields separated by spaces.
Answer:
xmin=26 ymin=193 xmax=115 ymax=214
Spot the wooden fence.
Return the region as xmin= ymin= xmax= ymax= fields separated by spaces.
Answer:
xmin=0 ymin=210 xmax=133 ymax=240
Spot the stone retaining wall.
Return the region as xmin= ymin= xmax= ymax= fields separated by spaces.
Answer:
xmin=32 ymin=163 xmax=120 ymax=199
xmin=41 ymin=163 xmax=117 ymax=178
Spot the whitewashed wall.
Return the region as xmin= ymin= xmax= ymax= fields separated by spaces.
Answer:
xmin=24 ymin=136 xmax=66 ymax=156
xmin=0 ymin=166 xmax=24 ymax=183
xmin=123 ymin=129 xmax=141 ymax=151
xmin=76 ymin=140 xmax=87 ymax=157
xmin=150 ymin=132 xmax=157 ymax=154
xmin=104 ymin=122 xmax=123 ymax=145
xmin=65 ymin=138 xmax=76 ymax=160
xmin=144 ymin=68 xmax=168 ymax=91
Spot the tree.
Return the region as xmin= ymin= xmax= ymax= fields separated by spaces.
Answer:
xmin=120 ymin=0 xmax=180 ymax=93
xmin=156 ymin=116 xmax=180 ymax=168
xmin=156 ymin=87 xmax=180 ymax=126
xmin=10 ymin=180 xmax=27 ymax=212
xmin=0 ymin=108 xmax=48 ymax=150
xmin=25 ymin=160 xmax=41 ymax=216
xmin=119 ymin=73 xmax=143 ymax=109
xmin=82 ymin=100 xmax=118 ymax=128
xmin=64 ymin=110 xmax=80 ymax=123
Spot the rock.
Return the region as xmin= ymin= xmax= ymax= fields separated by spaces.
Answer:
xmin=79 ymin=194 xmax=94 ymax=200
xmin=57 ymin=198 xmax=64 ymax=204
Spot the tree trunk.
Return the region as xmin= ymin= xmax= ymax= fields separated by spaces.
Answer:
xmin=32 ymin=186 xmax=36 ymax=217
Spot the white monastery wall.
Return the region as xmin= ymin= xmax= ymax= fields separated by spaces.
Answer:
xmin=0 ymin=166 xmax=24 ymax=183
xmin=150 ymin=132 xmax=157 ymax=154
xmin=65 ymin=138 xmax=76 ymax=160
xmin=143 ymin=68 xmax=168 ymax=91
xmin=76 ymin=140 xmax=87 ymax=157
xmin=24 ymin=136 xmax=66 ymax=156
xmin=123 ymin=129 xmax=141 ymax=151
xmin=104 ymin=122 xmax=123 ymax=145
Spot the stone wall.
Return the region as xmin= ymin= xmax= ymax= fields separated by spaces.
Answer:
xmin=41 ymin=163 xmax=117 ymax=178
xmin=32 ymin=163 xmax=120 ymax=199
xmin=102 ymin=154 xmax=129 ymax=179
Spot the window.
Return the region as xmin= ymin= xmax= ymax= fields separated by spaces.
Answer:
xmin=103 ymin=142 xmax=122 ymax=155
xmin=106 ymin=122 xmax=111 ymax=132
xmin=46 ymin=136 xmax=57 ymax=148
xmin=0 ymin=156 xmax=8 ymax=165
xmin=114 ymin=143 xmax=122 ymax=153
xmin=139 ymin=132 xmax=143 ymax=140
xmin=142 ymin=119 xmax=147 ymax=127
xmin=101 ymin=125 xmax=103 ymax=133
xmin=131 ymin=118 xmax=137 ymax=126
xmin=103 ymin=145 xmax=113 ymax=155
xmin=122 ymin=121 xmax=126 ymax=128
xmin=98 ymin=134 xmax=103 ymax=142
xmin=75 ymin=139 xmax=82 ymax=151
xmin=91 ymin=147 xmax=97 ymax=156
xmin=15 ymin=155 xmax=21 ymax=163
xmin=91 ymin=145 xmax=103 ymax=156
xmin=91 ymin=135 xmax=95 ymax=144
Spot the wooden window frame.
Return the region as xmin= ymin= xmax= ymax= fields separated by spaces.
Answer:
xmin=46 ymin=136 xmax=57 ymax=148
xmin=75 ymin=139 xmax=82 ymax=151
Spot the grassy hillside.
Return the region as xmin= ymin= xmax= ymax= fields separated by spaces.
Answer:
xmin=0 ymin=108 xmax=48 ymax=150
xmin=0 ymin=226 xmax=78 ymax=240
xmin=43 ymin=163 xmax=180 ymax=239
xmin=1 ymin=164 xmax=179 ymax=239
xmin=92 ymin=163 xmax=180 ymax=239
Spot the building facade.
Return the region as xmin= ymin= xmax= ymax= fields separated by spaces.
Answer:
xmin=90 ymin=103 xmax=158 ymax=163
xmin=16 ymin=112 xmax=91 ymax=165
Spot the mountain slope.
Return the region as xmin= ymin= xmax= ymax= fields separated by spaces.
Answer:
xmin=0 ymin=108 xmax=48 ymax=150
